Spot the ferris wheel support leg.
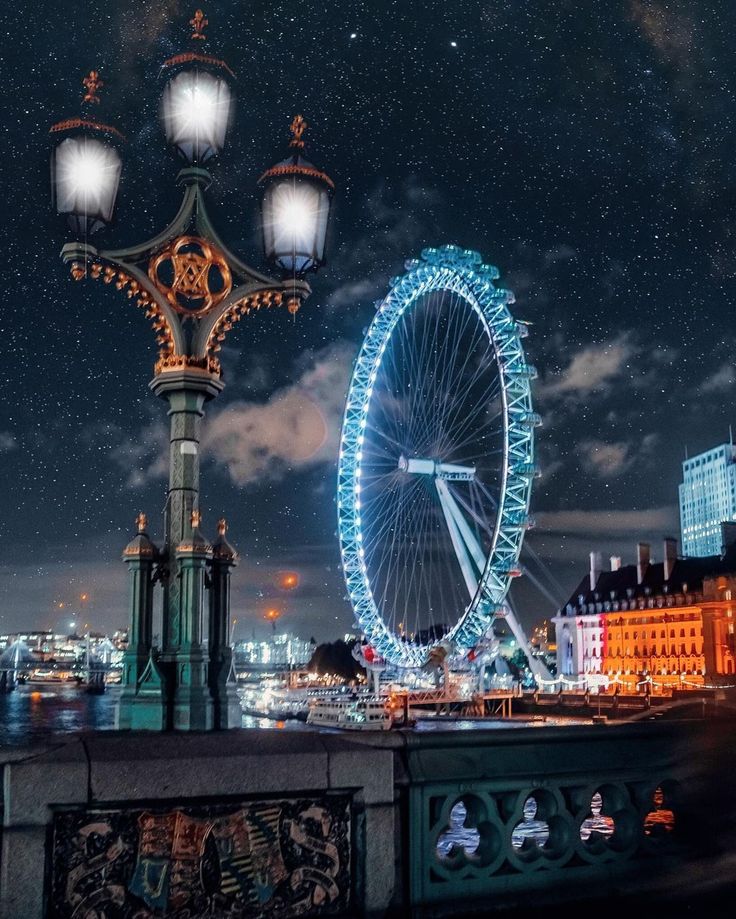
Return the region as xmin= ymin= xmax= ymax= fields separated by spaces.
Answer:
xmin=502 ymin=600 xmax=552 ymax=683
xmin=436 ymin=479 xmax=487 ymax=576
xmin=435 ymin=479 xmax=481 ymax=598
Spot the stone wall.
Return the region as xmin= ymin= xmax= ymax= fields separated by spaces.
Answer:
xmin=2 ymin=718 xmax=735 ymax=918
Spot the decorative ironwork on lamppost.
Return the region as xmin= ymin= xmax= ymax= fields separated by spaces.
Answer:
xmin=49 ymin=10 xmax=334 ymax=731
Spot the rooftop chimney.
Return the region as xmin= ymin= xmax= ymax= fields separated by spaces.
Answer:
xmin=610 ymin=556 xmax=622 ymax=572
xmin=637 ymin=542 xmax=650 ymax=584
xmin=663 ymin=537 xmax=677 ymax=581
xmin=590 ymin=551 xmax=603 ymax=591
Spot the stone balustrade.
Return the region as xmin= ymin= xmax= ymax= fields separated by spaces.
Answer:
xmin=1 ymin=717 xmax=734 ymax=917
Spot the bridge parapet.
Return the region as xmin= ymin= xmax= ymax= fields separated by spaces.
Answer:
xmin=0 ymin=718 xmax=734 ymax=917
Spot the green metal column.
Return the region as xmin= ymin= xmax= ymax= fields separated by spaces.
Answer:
xmin=209 ymin=521 xmax=242 ymax=729
xmin=152 ymin=369 xmax=223 ymax=731
xmin=116 ymin=519 xmax=159 ymax=729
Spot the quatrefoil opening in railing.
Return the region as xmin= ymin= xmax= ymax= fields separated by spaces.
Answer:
xmin=149 ymin=235 xmax=232 ymax=316
xmin=644 ymin=784 xmax=676 ymax=839
xmin=576 ymin=783 xmax=638 ymax=857
xmin=579 ymin=791 xmax=615 ymax=849
xmin=435 ymin=797 xmax=502 ymax=870
xmin=511 ymin=795 xmax=550 ymax=854
xmin=508 ymin=789 xmax=572 ymax=867
xmin=436 ymin=800 xmax=480 ymax=859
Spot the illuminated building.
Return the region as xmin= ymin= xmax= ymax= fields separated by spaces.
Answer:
xmin=234 ymin=634 xmax=315 ymax=668
xmin=553 ymin=537 xmax=736 ymax=690
xmin=679 ymin=441 xmax=736 ymax=556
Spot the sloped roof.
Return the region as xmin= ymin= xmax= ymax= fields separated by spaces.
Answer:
xmin=561 ymin=544 xmax=736 ymax=612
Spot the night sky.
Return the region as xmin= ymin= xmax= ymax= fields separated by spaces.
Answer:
xmin=2 ymin=1 xmax=735 ymax=641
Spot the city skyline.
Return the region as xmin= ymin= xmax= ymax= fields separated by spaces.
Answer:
xmin=3 ymin=1 xmax=736 ymax=639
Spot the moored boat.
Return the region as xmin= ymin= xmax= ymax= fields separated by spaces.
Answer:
xmin=306 ymin=695 xmax=393 ymax=730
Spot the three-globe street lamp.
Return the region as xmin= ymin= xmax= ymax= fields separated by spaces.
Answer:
xmin=49 ymin=10 xmax=334 ymax=731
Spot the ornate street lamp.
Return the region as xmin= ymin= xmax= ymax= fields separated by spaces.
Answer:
xmin=50 ymin=71 xmax=124 ymax=236
xmin=160 ymin=9 xmax=234 ymax=164
xmin=49 ymin=9 xmax=334 ymax=732
xmin=259 ymin=115 xmax=334 ymax=275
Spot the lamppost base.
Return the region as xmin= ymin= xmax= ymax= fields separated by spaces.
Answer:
xmin=170 ymin=685 xmax=215 ymax=731
xmin=116 ymin=690 xmax=168 ymax=731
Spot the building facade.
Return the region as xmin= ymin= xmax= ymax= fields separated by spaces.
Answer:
xmin=553 ymin=538 xmax=736 ymax=691
xmin=234 ymin=633 xmax=315 ymax=668
xmin=679 ymin=442 xmax=736 ymax=556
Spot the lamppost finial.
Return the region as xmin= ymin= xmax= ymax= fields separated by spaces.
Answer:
xmin=136 ymin=512 xmax=147 ymax=533
xmin=217 ymin=518 xmax=227 ymax=536
xmin=191 ymin=508 xmax=202 ymax=528
xmin=82 ymin=70 xmax=103 ymax=104
xmin=289 ymin=114 xmax=308 ymax=149
xmin=190 ymin=8 xmax=208 ymax=40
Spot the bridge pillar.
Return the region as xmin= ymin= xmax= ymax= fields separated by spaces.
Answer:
xmin=116 ymin=518 xmax=158 ymax=729
xmin=209 ymin=521 xmax=242 ymax=729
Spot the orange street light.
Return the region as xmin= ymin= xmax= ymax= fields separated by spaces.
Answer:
xmin=279 ymin=571 xmax=299 ymax=590
xmin=265 ymin=608 xmax=281 ymax=635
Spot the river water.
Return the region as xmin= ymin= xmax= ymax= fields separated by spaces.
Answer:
xmin=0 ymin=685 xmax=595 ymax=746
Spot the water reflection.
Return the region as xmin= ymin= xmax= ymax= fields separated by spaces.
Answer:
xmin=0 ymin=684 xmax=119 ymax=745
xmin=0 ymin=686 xmax=308 ymax=745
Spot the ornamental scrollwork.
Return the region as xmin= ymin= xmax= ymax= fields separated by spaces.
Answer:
xmin=148 ymin=235 xmax=232 ymax=316
xmin=69 ymin=261 xmax=177 ymax=371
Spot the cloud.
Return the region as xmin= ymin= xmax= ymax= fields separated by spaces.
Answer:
xmin=579 ymin=439 xmax=632 ymax=477
xmin=203 ymin=341 xmax=356 ymax=486
xmin=701 ymin=362 xmax=736 ymax=394
xmin=326 ymin=177 xmax=442 ymax=311
xmin=578 ymin=433 xmax=658 ymax=479
xmin=538 ymin=334 xmax=634 ymax=402
xmin=535 ymin=505 xmax=679 ymax=537
xmin=0 ymin=432 xmax=16 ymax=453
xmin=110 ymin=420 xmax=169 ymax=489
xmin=543 ymin=244 xmax=578 ymax=267
xmin=628 ymin=1 xmax=694 ymax=70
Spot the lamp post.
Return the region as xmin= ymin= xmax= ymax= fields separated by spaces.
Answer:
xmin=49 ymin=10 xmax=333 ymax=731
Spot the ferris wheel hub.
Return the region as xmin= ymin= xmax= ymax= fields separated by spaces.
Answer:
xmin=398 ymin=455 xmax=476 ymax=481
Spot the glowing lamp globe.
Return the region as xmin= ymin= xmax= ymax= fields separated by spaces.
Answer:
xmin=51 ymin=135 xmax=122 ymax=235
xmin=50 ymin=72 xmax=124 ymax=236
xmin=258 ymin=115 xmax=334 ymax=275
xmin=161 ymin=60 xmax=234 ymax=164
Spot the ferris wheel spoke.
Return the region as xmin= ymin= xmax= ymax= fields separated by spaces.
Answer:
xmin=437 ymin=347 xmax=502 ymax=446
xmin=362 ymin=482 xmax=425 ymax=563
xmin=432 ymin=293 xmax=486 ymax=446
xmin=438 ymin=379 xmax=504 ymax=459
xmin=365 ymin=481 xmax=426 ymax=588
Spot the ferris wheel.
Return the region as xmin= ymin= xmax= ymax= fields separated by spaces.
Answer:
xmin=337 ymin=245 xmax=540 ymax=670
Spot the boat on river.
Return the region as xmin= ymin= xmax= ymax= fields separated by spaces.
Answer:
xmin=306 ymin=696 xmax=393 ymax=730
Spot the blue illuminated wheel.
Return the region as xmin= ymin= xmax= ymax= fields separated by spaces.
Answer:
xmin=338 ymin=246 xmax=539 ymax=668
